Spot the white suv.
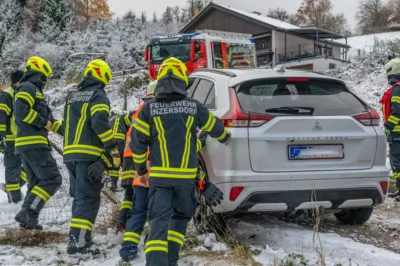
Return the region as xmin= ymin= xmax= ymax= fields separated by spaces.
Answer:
xmin=189 ymin=68 xmax=389 ymax=225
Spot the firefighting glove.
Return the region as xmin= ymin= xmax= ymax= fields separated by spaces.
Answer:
xmin=201 ymin=181 xmax=224 ymax=207
xmin=88 ymin=160 xmax=107 ymax=183
xmin=111 ymin=147 xmax=121 ymax=168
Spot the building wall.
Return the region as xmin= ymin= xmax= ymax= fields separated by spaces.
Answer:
xmin=183 ymin=9 xmax=269 ymax=35
xmin=279 ymin=57 xmax=349 ymax=71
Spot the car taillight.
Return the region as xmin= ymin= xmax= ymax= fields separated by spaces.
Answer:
xmin=352 ymin=109 xmax=380 ymax=126
xmin=380 ymin=181 xmax=388 ymax=196
xmin=221 ymin=88 xmax=274 ymax=127
xmin=229 ymin=187 xmax=244 ymax=202
xmin=286 ymin=77 xmax=310 ymax=82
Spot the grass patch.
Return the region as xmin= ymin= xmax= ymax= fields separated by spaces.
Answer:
xmin=0 ymin=228 xmax=66 ymax=247
xmin=96 ymin=201 xmax=120 ymax=234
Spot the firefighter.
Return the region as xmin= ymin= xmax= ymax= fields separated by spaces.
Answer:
xmin=130 ymin=57 xmax=230 ymax=266
xmin=107 ymin=108 xmax=135 ymax=192
xmin=382 ymin=58 xmax=400 ymax=200
xmin=13 ymin=56 xmax=64 ymax=230
xmin=0 ymin=69 xmax=28 ymax=203
xmin=119 ymin=132 xmax=208 ymax=262
xmin=117 ymin=81 xmax=157 ymax=233
xmin=63 ymin=59 xmax=121 ymax=255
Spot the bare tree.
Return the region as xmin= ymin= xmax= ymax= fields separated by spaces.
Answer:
xmin=267 ymin=8 xmax=289 ymax=21
xmin=152 ymin=12 xmax=157 ymax=22
xmin=172 ymin=6 xmax=180 ymax=23
xmin=296 ymin=0 xmax=350 ymax=34
xmin=356 ymin=0 xmax=391 ymax=34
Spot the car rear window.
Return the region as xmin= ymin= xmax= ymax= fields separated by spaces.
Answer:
xmin=236 ymin=78 xmax=368 ymax=115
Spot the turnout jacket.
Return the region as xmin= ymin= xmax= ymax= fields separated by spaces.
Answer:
xmin=14 ymin=71 xmax=64 ymax=153
xmin=130 ymin=78 xmax=230 ymax=186
xmin=385 ymin=75 xmax=400 ymax=134
xmin=62 ymin=77 xmax=116 ymax=163
xmin=109 ymin=111 xmax=135 ymax=156
xmin=0 ymin=85 xmax=17 ymax=143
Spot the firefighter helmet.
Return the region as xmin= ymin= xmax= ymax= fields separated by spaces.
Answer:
xmin=110 ymin=108 xmax=123 ymax=116
xmin=146 ymin=80 xmax=157 ymax=96
xmin=385 ymin=58 xmax=400 ymax=77
xmin=24 ymin=56 xmax=53 ymax=77
xmin=156 ymin=57 xmax=189 ymax=86
xmin=84 ymin=59 xmax=113 ymax=85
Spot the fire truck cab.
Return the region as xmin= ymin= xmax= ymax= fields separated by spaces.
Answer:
xmin=144 ymin=29 xmax=257 ymax=80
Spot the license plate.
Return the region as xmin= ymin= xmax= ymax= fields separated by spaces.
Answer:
xmin=288 ymin=144 xmax=344 ymax=160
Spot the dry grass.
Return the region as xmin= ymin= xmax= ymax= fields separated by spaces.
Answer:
xmin=0 ymin=228 xmax=66 ymax=247
xmin=96 ymin=201 xmax=120 ymax=234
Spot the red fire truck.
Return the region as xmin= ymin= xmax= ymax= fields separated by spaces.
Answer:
xmin=144 ymin=30 xmax=257 ymax=80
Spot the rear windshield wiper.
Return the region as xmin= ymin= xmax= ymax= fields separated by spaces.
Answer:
xmin=265 ymin=106 xmax=315 ymax=115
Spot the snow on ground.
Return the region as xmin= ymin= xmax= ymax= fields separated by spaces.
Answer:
xmin=338 ymin=31 xmax=400 ymax=59
xmin=230 ymin=215 xmax=400 ymax=266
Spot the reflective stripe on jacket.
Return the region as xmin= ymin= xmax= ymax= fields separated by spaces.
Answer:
xmin=123 ymin=104 xmax=144 ymax=158
xmin=14 ymin=71 xmax=64 ymax=153
xmin=62 ymin=77 xmax=116 ymax=162
xmin=130 ymin=97 xmax=229 ymax=186
xmin=0 ymin=86 xmax=17 ymax=142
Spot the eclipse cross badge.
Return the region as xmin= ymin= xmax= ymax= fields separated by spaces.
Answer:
xmin=312 ymin=121 xmax=322 ymax=131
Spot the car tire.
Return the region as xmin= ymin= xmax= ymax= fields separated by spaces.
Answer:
xmin=334 ymin=207 xmax=374 ymax=225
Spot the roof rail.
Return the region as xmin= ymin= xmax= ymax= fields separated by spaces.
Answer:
xmin=192 ymin=68 xmax=237 ymax=77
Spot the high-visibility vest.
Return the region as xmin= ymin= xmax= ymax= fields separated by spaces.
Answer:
xmin=123 ymin=103 xmax=144 ymax=158
xmin=380 ymin=82 xmax=400 ymax=123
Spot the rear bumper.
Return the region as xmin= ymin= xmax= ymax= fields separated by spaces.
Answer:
xmin=234 ymin=188 xmax=383 ymax=213
xmin=211 ymin=172 xmax=389 ymax=213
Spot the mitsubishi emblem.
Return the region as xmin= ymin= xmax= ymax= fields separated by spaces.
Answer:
xmin=312 ymin=121 xmax=322 ymax=131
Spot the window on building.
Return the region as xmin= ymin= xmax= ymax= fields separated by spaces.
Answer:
xmin=329 ymin=63 xmax=336 ymax=70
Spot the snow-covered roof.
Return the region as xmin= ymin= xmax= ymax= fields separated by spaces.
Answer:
xmin=180 ymin=2 xmax=300 ymax=33
xmin=216 ymin=3 xmax=300 ymax=30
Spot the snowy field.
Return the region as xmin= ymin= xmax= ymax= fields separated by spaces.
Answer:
xmin=338 ymin=31 xmax=400 ymax=59
xmin=0 ymin=63 xmax=400 ymax=265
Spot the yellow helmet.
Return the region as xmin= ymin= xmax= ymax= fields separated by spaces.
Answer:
xmin=84 ymin=59 xmax=112 ymax=85
xmin=156 ymin=57 xmax=189 ymax=86
xmin=24 ymin=56 xmax=53 ymax=77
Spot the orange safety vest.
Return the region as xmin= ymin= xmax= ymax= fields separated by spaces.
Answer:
xmin=380 ymin=82 xmax=400 ymax=123
xmin=123 ymin=103 xmax=150 ymax=187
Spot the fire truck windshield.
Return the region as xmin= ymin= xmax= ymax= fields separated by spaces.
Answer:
xmin=151 ymin=43 xmax=191 ymax=63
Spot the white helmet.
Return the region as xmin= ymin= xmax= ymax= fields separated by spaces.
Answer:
xmin=146 ymin=80 xmax=157 ymax=97
xmin=110 ymin=107 xmax=123 ymax=116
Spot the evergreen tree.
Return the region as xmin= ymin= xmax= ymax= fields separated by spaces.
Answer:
xmin=162 ymin=6 xmax=174 ymax=25
xmin=0 ymin=0 xmax=22 ymax=57
xmin=141 ymin=11 xmax=147 ymax=24
xmin=36 ymin=0 xmax=71 ymax=43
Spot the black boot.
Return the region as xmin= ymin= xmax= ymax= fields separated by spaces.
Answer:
xmin=15 ymin=208 xmax=43 ymax=230
xmin=67 ymin=242 xmax=101 ymax=256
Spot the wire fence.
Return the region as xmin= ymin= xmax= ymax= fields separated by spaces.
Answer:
xmin=0 ymin=133 xmax=121 ymax=233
